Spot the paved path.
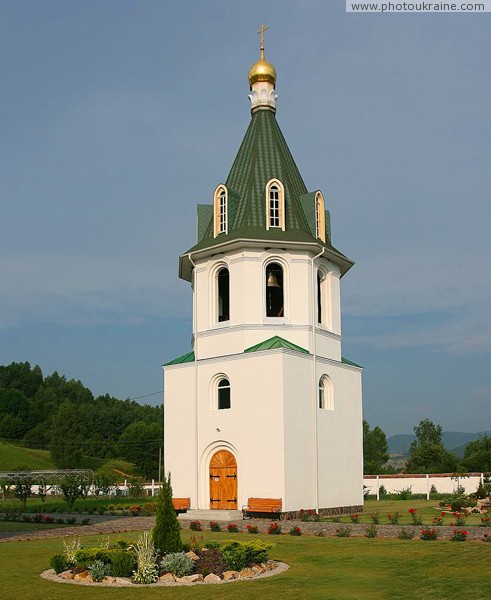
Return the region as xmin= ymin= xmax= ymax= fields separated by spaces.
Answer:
xmin=0 ymin=515 xmax=488 ymax=542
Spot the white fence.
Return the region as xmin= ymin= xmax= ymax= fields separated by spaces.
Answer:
xmin=364 ymin=472 xmax=486 ymax=500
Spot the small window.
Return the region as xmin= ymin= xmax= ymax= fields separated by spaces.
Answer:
xmin=214 ymin=185 xmax=227 ymax=237
xmin=317 ymin=271 xmax=323 ymax=324
xmin=266 ymin=179 xmax=285 ymax=230
xmin=265 ymin=262 xmax=284 ymax=317
xmin=319 ymin=376 xmax=333 ymax=410
xmin=218 ymin=379 xmax=231 ymax=410
xmin=217 ymin=268 xmax=230 ymax=322
xmin=315 ymin=192 xmax=326 ymax=242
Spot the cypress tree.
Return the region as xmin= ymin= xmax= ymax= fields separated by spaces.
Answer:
xmin=153 ymin=473 xmax=182 ymax=555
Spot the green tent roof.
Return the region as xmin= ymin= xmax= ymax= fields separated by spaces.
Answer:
xmin=244 ymin=335 xmax=309 ymax=354
xmin=179 ymin=108 xmax=353 ymax=281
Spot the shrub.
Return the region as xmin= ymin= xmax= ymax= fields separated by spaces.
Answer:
xmin=379 ymin=484 xmax=388 ymax=498
xmin=451 ymin=512 xmax=466 ymax=527
xmin=74 ymin=547 xmax=113 ymax=569
xmin=81 ymin=518 xmax=91 ymax=526
xmin=56 ymin=518 xmax=65 ymax=524
xmin=331 ymin=516 xmax=341 ymax=523
xmin=480 ymin=515 xmax=491 ymax=527
xmin=397 ymin=486 xmax=413 ymax=500
xmin=365 ymin=524 xmax=378 ymax=538
xmin=143 ymin=502 xmax=157 ymax=513
xmin=152 ymin=474 xmax=182 ymax=555
xmin=66 ymin=517 xmax=76 ymax=525
xmin=160 ymin=552 xmax=194 ymax=577
xmin=432 ymin=516 xmax=444 ymax=526
xmin=246 ymin=524 xmax=258 ymax=534
xmin=420 ymin=529 xmax=438 ymax=541
xmin=450 ymin=530 xmax=468 ymax=542
xmin=221 ymin=540 xmax=272 ymax=571
xmin=451 ymin=499 xmax=464 ymax=512
xmin=409 ymin=508 xmax=423 ymax=526
xmin=204 ymin=540 xmax=220 ymax=549
xmin=50 ymin=554 xmax=68 ymax=574
xmin=350 ymin=514 xmax=360 ymax=523
xmin=110 ymin=549 xmax=135 ymax=577
xmin=398 ymin=528 xmax=415 ymax=540
xmin=387 ymin=512 xmax=399 ymax=525
xmin=267 ymin=522 xmax=281 ymax=535
xmin=482 ymin=533 xmax=491 ymax=543
xmin=190 ymin=521 xmax=202 ymax=531
xmin=335 ymin=525 xmax=352 ymax=538
xmin=132 ymin=531 xmax=159 ymax=584
xmin=63 ymin=537 xmax=81 ymax=565
xmin=209 ymin=521 xmax=221 ymax=532
xmin=227 ymin=523 xmax=239 ymax=533
xmin=289 ymin=526 xmax=301 ymax=536
xmin=370 ymin=512 xmax=379 ymax=524
xmin=194 ymin=548 xmax=227 ymax=577
xmin=89 ymin=560 xmax=110 ymax=582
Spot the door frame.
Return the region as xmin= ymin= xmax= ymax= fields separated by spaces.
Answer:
xmin=200 ymin=442 xmax=240 ymax=510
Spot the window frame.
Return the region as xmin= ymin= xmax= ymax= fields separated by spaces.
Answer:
xmin=214 ymin=185 xmax=228 ymax=237
xmin=266 ymin=179 xmax=285 ymax=231
xmin=318 ymin=375 xmax=334 ymax=411
xmin=315 ymin=191 xmax=326 ymax=242
xmin=217 ymin=378 xmax=231 ymax=410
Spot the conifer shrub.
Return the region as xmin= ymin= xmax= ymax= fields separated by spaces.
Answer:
xmin=160 ymin=552 xmax=194 ymax=577
xmin=152 ymin=473 xmax=182 ymax=555
xmin=50 ymin=554 xmax=68 ymax=574
xmin=110 ymin=549 xmax=135 ymax=577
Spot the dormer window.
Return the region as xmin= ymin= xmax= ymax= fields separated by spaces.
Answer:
xmin=266 ymin=179 xmax=285 ymax=230
xmin=214 ymin=185 xmax=228 ymax=237
xmin=315 ymin=192 xmax=326 ymax=242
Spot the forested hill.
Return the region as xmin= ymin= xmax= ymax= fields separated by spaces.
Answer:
xmin=0 ymin=362 xmax=162 ymax=478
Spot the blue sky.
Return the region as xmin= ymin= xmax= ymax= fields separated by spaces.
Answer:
xmin=1 ymin=1 xmax=489 ymax=436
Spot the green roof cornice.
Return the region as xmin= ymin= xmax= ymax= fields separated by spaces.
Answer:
xmin=163 ymin=351 xmax=195 ymax=366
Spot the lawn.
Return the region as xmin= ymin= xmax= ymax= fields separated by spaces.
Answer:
xmin=0 ymin=522 xmax=70 ymax=533
xmin=0 ymin=528 xmax=489 ymax=600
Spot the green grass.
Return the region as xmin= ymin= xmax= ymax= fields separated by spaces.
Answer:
xmin=1 ymin=496 xmax=154 ymax=515
xmin=0 ymin=529 xmax=489 ymax=599
xmin=0 ymin=522 xmax=70 ymax=533
xmin=0 ymin=441 xmax=54 ymax=471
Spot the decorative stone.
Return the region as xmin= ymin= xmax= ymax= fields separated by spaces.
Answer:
xmin=252 ymin=565 xmax=265 ymax=575
xmin=239 ymin=568 xmax=255 ymax=578
xmin=59 ymin=570 xmax=74 ymax=580
xmin=74 ymin=570 xmax=90 ymax=581
xmin=176 ymin=574 xmax=204 ymax=583
xmin=159 ymin=573 xmax=177 ymax=583
xmin=204 ymin=573 xmax=221 ymax=583
xmin=222 ymin=570 xmax=240 ymax=580
xmin=186 ymin=551 xmax=200 ymax=561
xmin=85 ymin=574 xmax=94 ymax=584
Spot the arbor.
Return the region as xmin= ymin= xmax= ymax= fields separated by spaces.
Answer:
xmin=406 ymin=419 xmax=458 ymax=474
xmin=462 ymin=435 xmax=491 ymax=472
xmin=153 ymin=473 xmax=182 ymax=555
xmin=363 ymin=420 xmax=389 ymax=474
xmin=118 ymin=421 xmax=162 ymax=479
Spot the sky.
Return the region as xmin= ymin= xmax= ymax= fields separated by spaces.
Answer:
xmin=1 ymin=1 xmax=490 ymax=436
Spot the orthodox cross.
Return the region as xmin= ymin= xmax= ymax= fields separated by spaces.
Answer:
xmin=257 ymin=24 xmax=269 ymax=52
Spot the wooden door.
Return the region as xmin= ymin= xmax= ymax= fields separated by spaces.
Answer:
xmin=209 ymin=450 xmax=237 ymax=509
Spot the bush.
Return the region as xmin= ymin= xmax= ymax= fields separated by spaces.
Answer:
xmin=160 ymin=552 xmax=194 ymax=577
xmin=132 ymin=531 xmax=159 ymax=584
xmin=289 ymin=526 xmax=301 ymax=536
xmin=335 ymin=525 xmax=352 ymax=538
xmin=209 ymin=521 xmax=221 ymax=532
xmin=450 ymin=530 xmax=468 ymax=542
xmin=420 ymin=529 xmax=438 ymax=541
xmin=66 ymin=517 xmax=76 ymax=525
xmin=246 ymin=524 xmax=258 ymax=534
xmin=370 ymin=512 xmax=380 ymax=524
xmin=226 ymin=523 xmax=239 ymax=533
xmin=153 ymin=474 xmax=182 ymax=555
xmin=89 ymin=560 xmax=110 ymax=582
xmin=350 ymin=514 xmax=360 ymax=523
xmin=74 ymin=547 xmax=113 ymax=569
xmin=398 ymin=528 xmax=415 ymax=540
xmin=221 ymin=540 xmax=272 ymax=571
xmin=379 ymin=484 xmax=388 ymax=498
xmin=110 ymin=549 xmax=135 ymax=577
xmin=204 ymin=540 xmax=220 ymax=549
xmin=365 ymin=524 xmax=378 ymax=538
xmin=267 ymin=522 xmax=281 ymax=535
xmin=397 ymin=486 xmax=413 ymax=500
xmin=190 ymin=521 xmax=202 ymax=531
xmin=50 ymin=554 xmax=68 ymax=574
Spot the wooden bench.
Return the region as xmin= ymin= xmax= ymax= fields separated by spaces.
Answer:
xmin=242 ymin=497 xmax=282 ymax=520
xmin=172 ymin=497 xmax=190 ymax=512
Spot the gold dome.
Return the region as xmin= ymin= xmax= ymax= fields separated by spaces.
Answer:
xmin=248 ymin=51 xmax=277 ymax=86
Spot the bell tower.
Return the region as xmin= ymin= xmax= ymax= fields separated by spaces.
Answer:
xmin=164 ymin=30 xmax=363 ymax=517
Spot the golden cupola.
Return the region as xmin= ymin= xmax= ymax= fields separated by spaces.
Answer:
xmin=248 ymin=25 xmax=278 ymax=113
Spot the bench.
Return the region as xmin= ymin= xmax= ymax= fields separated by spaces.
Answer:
xmin=172 ymin=497 xmax=191 ymax=512
xmin=242 ymin=497 xmax=282 ymax=520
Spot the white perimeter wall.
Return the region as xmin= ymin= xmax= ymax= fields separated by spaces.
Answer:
xmin=364 ymin=473 xmax=485 ymax=497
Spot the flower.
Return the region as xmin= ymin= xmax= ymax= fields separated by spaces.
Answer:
xmin=409 ymin=508 xmax=416 ymax=514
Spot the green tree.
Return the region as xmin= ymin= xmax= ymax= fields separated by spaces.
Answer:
xmin=363 ymin=420 xmax=389 ymax=474
xmin=93 ymin=471 xmax=117 ymax=497
xmin=406 ymin=419 xmax=458 ymax=474
xmin=153 ymin=473 xmax=182 ymax=555
xmin=49 ymin=401 xmax=83 ymax=468
xmin=118 ymin=421 xmax=162 ymax=479
xmin=58 ymin=474 xmax=82 ymax=509
xmin=462 ymin=435 xmax=491 ymax=472
xmin=13 ymin=474 xmax=33 ymax=510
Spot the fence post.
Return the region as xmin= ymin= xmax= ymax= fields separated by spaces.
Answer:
xmin=376 ymin=475 xmax=380 ymax=501
xmin=426 ymin=474 xmax=430 ymax=500
xmin=151 ymin=479 xmax=155 ymax=496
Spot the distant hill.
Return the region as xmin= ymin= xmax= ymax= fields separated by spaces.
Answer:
xmin=388 ymin=431 xmax=491 ymax=456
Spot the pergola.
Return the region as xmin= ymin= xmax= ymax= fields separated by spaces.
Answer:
xmin=0 ymin=469 xmax=93 ymax=485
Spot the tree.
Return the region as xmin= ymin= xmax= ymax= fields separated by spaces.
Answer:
xmin=13 ymin=474 xmax=33 ymax=510
xmin=153 ymin=473 xmax=182 ymax=555
xmin=93 ymin=471 xmax=117 ymax=498
xmin=59 ymin=474 xmax=82 ymax=509
xmin=462 ymin=435 xmax=491 ymax=472
xmin=406 ymin=419 xmax=458 ymax=474
xmin=49 ymin=401 xmax=82 ymax=468
xmin=118 ymin=421 xmax=162 ymax=479
xmin=363 ymin=420 xmax=389 ymax=474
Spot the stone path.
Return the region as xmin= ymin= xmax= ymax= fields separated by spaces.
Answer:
xmin=0 ymin=515 xmax=488 ymax=542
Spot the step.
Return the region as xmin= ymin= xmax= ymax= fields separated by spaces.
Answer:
xmin=177 ymin=509 xmax=243 ymax=521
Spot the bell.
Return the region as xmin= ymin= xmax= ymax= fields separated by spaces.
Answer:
xmin=267 ymin=272 xmax=281 ymax=288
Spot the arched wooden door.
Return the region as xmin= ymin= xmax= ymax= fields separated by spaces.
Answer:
xmin=209 ymin=450 xmax=237 ymax=509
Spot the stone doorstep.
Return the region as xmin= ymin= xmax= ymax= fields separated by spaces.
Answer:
xmin=178 ymin=509 xmax=243 ymax=521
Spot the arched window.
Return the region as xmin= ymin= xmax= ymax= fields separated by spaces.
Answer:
xmin=218 ymin=378 xmax=231 ymax=410
xmin=214 ymin=185 xmax=227 ymax=237
xmin=217 ymin=268 xmax=230 ymax=322
xmin=319 ymin=376 xmax=333 ymax=410
xmin=266 ymin=179 xmax=285 ymax=230
xmin=315 ymin=192 xmax=326 ymax=242
xmin=317 ymin=271 xmax=323 ymax=325
xmin=265 ymin=262 xmax=284 ymax=317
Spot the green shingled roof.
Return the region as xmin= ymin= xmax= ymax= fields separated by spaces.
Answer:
xmin=341 ymin=356 xmax=363 ymax=368
xmin=179 ymin=107 xmax=353 ymax=281
xmin=163 ymin=351 xmax=195 ymax=366
xmin=244 ymin=335 xmax=309 ymax=354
